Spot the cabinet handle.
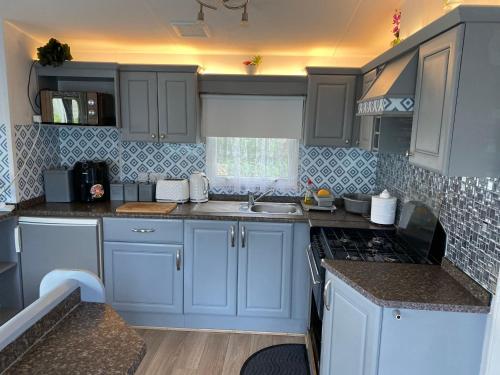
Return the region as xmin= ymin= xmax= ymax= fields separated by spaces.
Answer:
xmin=131 ymin=228 xmax=155 ymax=233
xmin=176 ymin=249 xmax=181 ymax=271
xmin=160 ymin=134 xmax=166 ymax=139
xmin=14 ymin=226 xmax=22 ymax=253
xmin=241 ymin=226 xmax=246 ymax=248
xmin=324 ymin=279 xmax=332 ymax=311
xmin=345 ymin=139 xmax=350 ymax=144
xmin=405 ymin=150 xmax=414 ymax=158
xmin=393 ymin=309 xmax=402 ymax=320
xmin=151 ymin=134 xmax=156 ymax=139
xmin=230 ymin=225 xmax=235 ymax=247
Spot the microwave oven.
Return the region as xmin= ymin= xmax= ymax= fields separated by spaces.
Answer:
xmin=40 ymin=90 xmax=115 ymax=126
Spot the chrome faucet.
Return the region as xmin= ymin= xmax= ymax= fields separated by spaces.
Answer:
xmin=248 ymin=188 xmax=275 ymax=207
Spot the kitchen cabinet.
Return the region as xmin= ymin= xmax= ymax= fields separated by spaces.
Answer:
xmin=410 ymin=23 xmax=500 ymax=176
xmin=120 ymin=67 xmax=198 ymax=143
xmin=104 ymin=242 xmax=183 ymax=314
xmin=184 ymin=220 xmax=238 ymax=316
xmin=320 ymin=271 xmax=487 ymax=375
xmin=304 ymin=75 xmax=356 ymax=147
xmin=320 ymin=271 xmax=381 ymax=375
xmin=120 ymin=71 xmax=158 ymax=142
xmin=103 ymin=218 xmax=184 ymax=315
xmin=237 ymin=222 xmax=293 ymax=319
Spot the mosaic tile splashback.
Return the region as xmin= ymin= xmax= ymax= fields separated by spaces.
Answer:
xmin=377 ymin=153 xmax=500 ymax=294
xmin=14 ymin=124 xmax=59 ymax=201
xmin=0 ymin=123 xmax=13 ymax=202
xmin=58 ymin=127 xmax=377 ymax=196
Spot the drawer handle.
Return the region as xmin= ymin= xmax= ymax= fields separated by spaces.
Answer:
xmin=131 ymin=228 xmax=155 ymax=233
xmin=393 ymin=309 xmax=402 ymax=320
xmin=176 ymin=249 xmax=181 ymax=271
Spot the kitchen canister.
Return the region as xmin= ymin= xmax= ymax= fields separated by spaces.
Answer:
xmin=371 ymin=189 xmax=397 ymax=225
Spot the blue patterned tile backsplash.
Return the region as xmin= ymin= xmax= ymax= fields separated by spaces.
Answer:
xmin=12 ymin=126 xmax=377 ymax=200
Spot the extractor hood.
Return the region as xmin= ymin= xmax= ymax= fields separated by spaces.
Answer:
xmin=357 ymin=49 xmax=418 ymax=116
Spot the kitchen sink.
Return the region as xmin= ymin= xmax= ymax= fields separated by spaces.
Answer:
xmin=248 ymin=203 xmax=302 ymax=215
xmin=190 ymin=201 xmax=303 ymax=216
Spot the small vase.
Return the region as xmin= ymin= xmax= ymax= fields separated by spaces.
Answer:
xmin=391 ymin=37 xmax=401 ymax=47
xmin=245 ymin=64 xmax=258 ymax=75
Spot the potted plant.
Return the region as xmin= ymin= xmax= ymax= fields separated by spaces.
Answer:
xmin=243 ymin=55 xmax=262 ymax=75
xmin=37 ymin=38 xmax=73 ymax=67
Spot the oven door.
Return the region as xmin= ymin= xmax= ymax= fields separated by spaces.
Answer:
xmin=306 ymin=244 xmax=324 ymax=320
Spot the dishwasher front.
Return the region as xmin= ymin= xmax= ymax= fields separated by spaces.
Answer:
xmin=16 ymin=217 xmax=103 ymax=307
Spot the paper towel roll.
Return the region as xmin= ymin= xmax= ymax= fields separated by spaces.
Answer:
xmin=371 ymin=189 xmax=397 ymax=225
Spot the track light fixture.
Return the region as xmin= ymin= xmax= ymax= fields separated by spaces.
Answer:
xmin=195 ymin=0 xmax=250 ymax=24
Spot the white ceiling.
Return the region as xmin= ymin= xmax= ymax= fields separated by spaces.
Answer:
xmin=0 ymin=0 xmax=403 ymax=66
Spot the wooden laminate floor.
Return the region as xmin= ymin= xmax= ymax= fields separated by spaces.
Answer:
xmin=135 ymin=328 xmax=305 ymax=375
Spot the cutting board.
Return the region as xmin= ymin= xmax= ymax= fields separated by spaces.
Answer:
xmin=115 ymin=202 xmax=177 ymax=215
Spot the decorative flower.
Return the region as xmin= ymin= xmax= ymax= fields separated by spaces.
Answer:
xmin=243 ymin=55 xmax=262 ymax=66
xmin=391 ymin=9 xmax=402 ymax=46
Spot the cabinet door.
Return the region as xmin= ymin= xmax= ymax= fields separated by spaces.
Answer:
xmin=120 ymin=71 xmax=159 ymax=142
xmin=410 ymin=25 xmax=464 ymax=173
xmin=237 ymin=222 xmax=293 ymax=318
xmin=320 ymin=273 xmax=381 ymax=375
xmin=184 ymin=220 xmax=238 ymax=316
xmin=358 ymin=116 xmax=374 ymax=151
xmin=157 ymin=72 xmax=198 ymax=143
xmin=304 ymin=75 xmax=356 ymax=146
xmin=104 ymin=242 xmax=183 ymax=314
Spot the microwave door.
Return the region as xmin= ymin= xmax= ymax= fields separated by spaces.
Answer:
xmin=52 ymin=97 xmax=82 ymax=124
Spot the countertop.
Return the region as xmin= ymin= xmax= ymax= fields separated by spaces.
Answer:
xmin=15 ymin=199 xmax=385 ymax=228
xmin=322 ymin=259 xmax=491 ymax=313
xmin=4 ymin=302 xmax=146 ymax=374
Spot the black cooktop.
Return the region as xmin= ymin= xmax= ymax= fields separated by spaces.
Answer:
xmin=313 ymin=227 xmax=439 ymax=264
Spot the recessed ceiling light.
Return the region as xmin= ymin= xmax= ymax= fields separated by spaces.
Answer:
xmin=171 ymin=22 xmax=210 ymax=38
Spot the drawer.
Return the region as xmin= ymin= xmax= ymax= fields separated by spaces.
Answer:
xmin=103 ymin=218 xmax=183 ymax=244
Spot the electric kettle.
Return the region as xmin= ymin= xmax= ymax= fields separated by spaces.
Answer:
xmin=189 ymin=172 xmax=209 ymax=203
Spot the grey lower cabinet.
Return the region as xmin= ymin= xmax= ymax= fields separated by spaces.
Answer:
xmin=320 ymin=271 xmax=487 ymax=375
xmin=410 ymin=23 xmax=500 ymax=176
xmin=184 ymin=220 xmax=238 ymax=316
xmin=104 ymin=218 xmax=309 ymax=333
xmin=120 ymin=69 xmax=198 ymax=143
xmin=104 ymin=242 xmax=183 ymax=314
xmin=237 ymin=222 xmax=293 ymax=319
xmin=103 ymin=218 xmax=184 ymax=317
xmin=304 ymin=75 xmax=356 ymax=146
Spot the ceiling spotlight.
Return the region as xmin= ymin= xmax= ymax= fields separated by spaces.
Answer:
xmin=197 ymin=4 xmax=205 ymax=22
xmin=241 ymin=5 xmax=249 ymax=25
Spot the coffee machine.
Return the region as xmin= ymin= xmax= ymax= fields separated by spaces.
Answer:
xmin=73 ymin=161 xmax=109 ymax=202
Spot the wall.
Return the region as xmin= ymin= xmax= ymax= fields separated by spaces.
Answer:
xmin=376 ymin=153 xmax=500 ymax=294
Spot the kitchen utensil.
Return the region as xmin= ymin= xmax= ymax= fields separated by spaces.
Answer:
xmin=115 ymin=202 xmax=177 ymax=215
xmin=156 ymin=179 xmax=190 ymax=203
xmin=189 ymin=172 xmax=209 ymax=203
xmin=371 ymin=189 xmax=397 ymax=225
xmin=343 ymin=193 xmax=372 ymax=215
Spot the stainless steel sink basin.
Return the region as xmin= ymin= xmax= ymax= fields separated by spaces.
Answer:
xmin=248 ymin=203 xmax=302 ymax=215
xmin=190 ymin=201 xmax=303 ymax=216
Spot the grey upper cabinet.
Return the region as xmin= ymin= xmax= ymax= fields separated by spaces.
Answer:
xmin=304 ymin=75 xmax=356 ymax=147
xmin=119 ymin=67 xmax=199 ymax=143
xmin=410 ymin=23 xmax=500 ymax=177
xmin=120 ymin=71 xmax=158 ymax=142
xmin=158 ymin=72 xmax=198 ymax=143
xmin=358 ymin=116 xmax=375 ymax=151
xmin=410 ymin=25 xmax=464 ymax=173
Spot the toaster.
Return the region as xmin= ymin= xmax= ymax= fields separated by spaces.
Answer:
xmin=156 ymin=179 xmax=190 ymax=203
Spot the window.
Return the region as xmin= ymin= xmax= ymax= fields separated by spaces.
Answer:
xmin=206 ymin=137 xmax=299 ymax=193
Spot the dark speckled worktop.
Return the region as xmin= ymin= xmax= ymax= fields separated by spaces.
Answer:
xmin=15 ymin=199 xmax=384 ymax=228
xmin=322 ymin=259 xmax=491 ymax=313
xmin=3 ymin=302 xmax=146 ymax=374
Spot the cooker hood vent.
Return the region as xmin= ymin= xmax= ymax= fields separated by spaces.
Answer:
xmin=357 ymin=49 xmax=418 ymax=116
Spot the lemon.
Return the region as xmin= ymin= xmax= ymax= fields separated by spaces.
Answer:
xmin=317 ymin=189 xmax=330 ymax=197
